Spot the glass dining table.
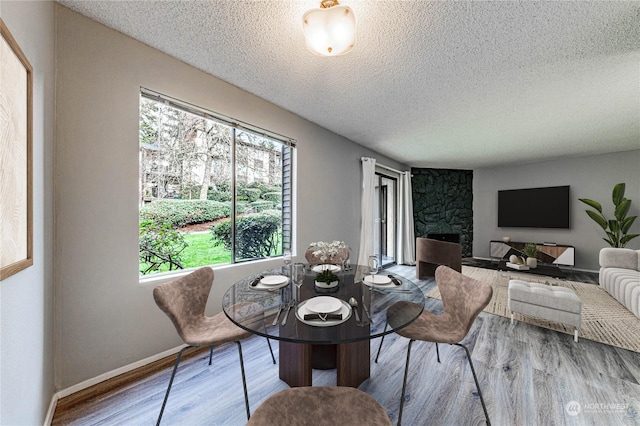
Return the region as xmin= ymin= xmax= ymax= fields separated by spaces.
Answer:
xmin=223 ymin=264 xmax=425 ymax=388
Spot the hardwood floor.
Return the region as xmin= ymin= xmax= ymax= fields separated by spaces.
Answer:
xmin=52 ymin=265 xmax=640 ymax=425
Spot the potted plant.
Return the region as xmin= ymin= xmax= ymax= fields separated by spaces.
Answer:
xmin=314 ymin=269 xmax=339 ymax=287
xmin=522 ymin=243 xmax=538 ymax=268
xmin=579 ymin=183 xmax=639 ymax=248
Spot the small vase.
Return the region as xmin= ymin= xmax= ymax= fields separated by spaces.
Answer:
xmin=526 ymin=257 xmax=538 ymax=269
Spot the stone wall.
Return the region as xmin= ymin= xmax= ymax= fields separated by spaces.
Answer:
xmin=412 ymin=168 xmax=473 ymax=257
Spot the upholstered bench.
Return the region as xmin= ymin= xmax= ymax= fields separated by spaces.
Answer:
xmin=508 ymin=280 xmax=582 ymax=342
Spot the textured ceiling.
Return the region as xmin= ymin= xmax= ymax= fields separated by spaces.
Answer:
xmin=57 ymin=1 xmax=640 ymax=169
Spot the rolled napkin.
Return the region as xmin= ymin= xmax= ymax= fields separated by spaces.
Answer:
xmin=249 ymin=276 xmax=264 ymax=287
xmin=303 ymin=313 xmax=342 ymax=321
xmin=388 ymin=275 xmax=402 ymax=286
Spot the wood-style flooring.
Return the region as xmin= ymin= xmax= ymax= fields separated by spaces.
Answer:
xmin=52 ymin=265 xmax=640 ymax=425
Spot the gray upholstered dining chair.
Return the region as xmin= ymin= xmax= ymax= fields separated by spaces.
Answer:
xmin=153 ymin=266 xmax=274 ymax=425
xmin=377 ymin=265 xmax=493 ymax=426
xmin=246 ymin=386 xmax=392 ymax=426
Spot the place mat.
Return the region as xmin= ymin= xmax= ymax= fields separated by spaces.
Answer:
xmin=426 ymin=266 xmax=640 ymax=353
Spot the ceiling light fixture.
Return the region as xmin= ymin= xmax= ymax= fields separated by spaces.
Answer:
xmin=302 ymin=0 xmax=356 ymax=56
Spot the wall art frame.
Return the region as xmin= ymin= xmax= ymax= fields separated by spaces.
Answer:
xmin=0 ymin=18 xmax=33 ymax=280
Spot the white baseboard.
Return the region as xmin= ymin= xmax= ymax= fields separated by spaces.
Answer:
xmin=55 ymin=344 xmax=186 ymax=399
xmin=44 ymin=393 xmax=58 ymax=426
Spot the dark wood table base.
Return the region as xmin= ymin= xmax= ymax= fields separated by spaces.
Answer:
xmin=279 ymin=340 xmax=370 ymax=388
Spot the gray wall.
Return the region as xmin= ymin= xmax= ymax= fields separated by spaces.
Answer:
xmin=473 ymin=150 xmax=640 ymax=271
xmin=54 ymin=6 xmax=406 ymax=389
xmin=0 ymin=1 xmax=55 ymax=424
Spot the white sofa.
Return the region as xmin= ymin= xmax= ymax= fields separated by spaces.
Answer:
xmin=599 ymin=248 xmax=640 ymax=318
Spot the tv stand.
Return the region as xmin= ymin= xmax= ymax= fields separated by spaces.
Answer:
xmin=498 ymin=260 xmax=566 ymax=278
xmin=490 ymin=240 xmax=575 ymax=267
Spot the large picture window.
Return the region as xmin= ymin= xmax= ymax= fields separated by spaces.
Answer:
xmin=139 ymin=89 xmax=293 ymax=275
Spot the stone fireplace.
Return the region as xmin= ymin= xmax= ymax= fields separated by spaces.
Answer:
xmin=412 ymin=168 xmax=473 ymax=257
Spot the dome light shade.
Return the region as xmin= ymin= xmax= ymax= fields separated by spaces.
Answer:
xmin=303 ymin=0 xmax=355 ymax=56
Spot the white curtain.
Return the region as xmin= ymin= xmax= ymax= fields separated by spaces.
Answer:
xmin=398 ymin=171 xmax=416 ymax=265
xmin=358 ymin=157 xmax=376 ymax=266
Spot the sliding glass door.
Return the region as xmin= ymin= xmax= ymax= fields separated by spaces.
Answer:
xmin=374 ymin=173 xmax=397 ymax=267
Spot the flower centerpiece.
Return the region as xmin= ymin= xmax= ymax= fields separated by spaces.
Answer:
xmin=308 ymin=240 xmax=348 ymax=263
xmin=309 ymin=240 xmax=347 ymax=288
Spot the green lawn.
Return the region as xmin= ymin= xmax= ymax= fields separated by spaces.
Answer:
xmin=180 ymin=233 xmax=231 ymax=267
xmin=140 ymin=231 xmax=284 ymax=275
xmin=140 ymin=233 xmax=230 ymax=274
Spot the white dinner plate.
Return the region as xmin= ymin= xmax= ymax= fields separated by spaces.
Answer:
xmin=311 ymin=264 xmax=341 ymax=273
xmin=364 ymin=275 xmax=391 ymax=286
xmin=252 ymin=279 xmax=289 ymax=291
xmin=304 ymin=296 xmax=343 ymax=314
xmin=260 ymin=275 xmax=289 ymax=286
xmin=295 ymin=299 xmax=352 ymax=327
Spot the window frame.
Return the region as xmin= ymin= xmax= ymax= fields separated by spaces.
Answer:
xmin=139 ymin=88 xmax=295 ymax=275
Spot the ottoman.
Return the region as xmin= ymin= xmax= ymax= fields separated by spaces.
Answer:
xmin=508 ymin=280 xmax=582 ymax=342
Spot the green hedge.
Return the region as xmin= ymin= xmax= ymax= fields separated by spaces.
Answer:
xmin=211 ymin=210 xmax=281 ymax=260
xmin=139 ymin=220 xmax=188 ymax=274
xmin=261 ymin=191 xmax=281 ymax=203
xmin=207 ymin=189 xmax=232 ymax=202
xmin=249 ymin=200 xmax=277 ymax=212
xmin=237 ymin=187 xmax=261 ymax=202
xmin=140 ymin=200 xmax=231 ymax=228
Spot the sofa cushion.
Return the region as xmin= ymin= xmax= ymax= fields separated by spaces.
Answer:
xmin=599 ymin=267 xmax=640 ymax=318
xmin=599 ymin=248 xmax=639 ymax=272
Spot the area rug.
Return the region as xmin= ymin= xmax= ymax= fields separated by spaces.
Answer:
xmin=426 ymin=266 xmax=640 ymax=353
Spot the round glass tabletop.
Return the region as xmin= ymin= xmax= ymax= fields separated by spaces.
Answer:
xmin=222 ymin=264 xmax=425 ymax=345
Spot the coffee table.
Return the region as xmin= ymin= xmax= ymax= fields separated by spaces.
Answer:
xmin=223 ymin=265 xmax=424 ymax=388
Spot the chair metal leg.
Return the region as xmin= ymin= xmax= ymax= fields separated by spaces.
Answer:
xmin=398 ymin=339 xmax=415 ymax=426
xmin=453 ymin=343 xmax=491 ymax=426
xmin=262 ymin=321 xmax=276 ymax=364
xmin=374 ymin=322 xmax=389 ymax=363
xmin=435 ymin=342 xmax=440 ymax=363
xmin=157 ymin=345 xmax=192 ymax=426
xmin=266 ymin=337 xmax=276 ymax=364
xmin=236 ymin=341 xmax=250 ymax=420
xmin=208 ymin=345 xmax=214 ymax=365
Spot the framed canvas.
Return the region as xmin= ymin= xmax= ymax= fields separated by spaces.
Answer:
xmin=0 ymin=19 xmax=33 ymax=280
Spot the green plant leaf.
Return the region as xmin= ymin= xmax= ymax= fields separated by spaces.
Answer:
xmin=571 ymin=183 xmax=635 ymax=248
xmin=620 ymin=234 xmax=640 ymax=246
xmin=621 ymin=216 xmax=637 ymax=234
xmin=612 ymin=183 xmax=625 ymax=206
xmin=578 ymin=198 xmax=602 ymax=213
xmin=585 ymin=210 xmax=608 ymax=229
xmin=615 ymin=199 xmax=631 ymax=221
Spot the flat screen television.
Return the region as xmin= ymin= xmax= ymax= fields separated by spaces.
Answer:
xmin=498 ymin=185 xmax=570 ymax=228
